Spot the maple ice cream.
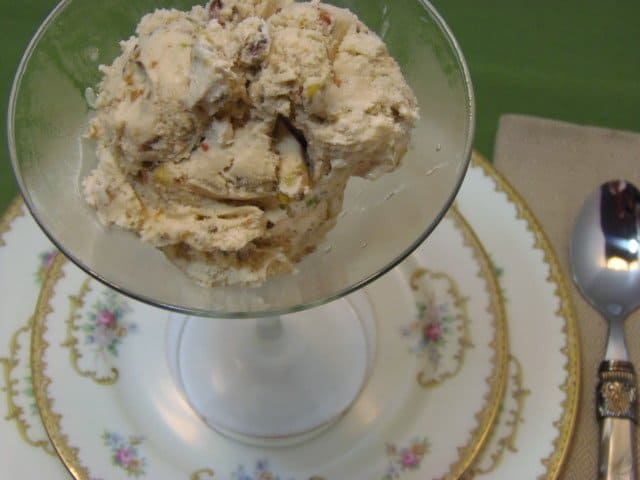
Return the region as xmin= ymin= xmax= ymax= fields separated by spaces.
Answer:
xmin=83 ymin=0 xmax=419 ymax=286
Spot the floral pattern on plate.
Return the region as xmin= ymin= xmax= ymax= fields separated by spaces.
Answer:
xmin=102 ymin=431 xmax=147 ymax=477
xmin=62 ymin=281 xmax=138 ymax=384
xmin=82 ymin=290 xmax=136 ymax=357
xmin=401 ymin=268 xmax=472 ymax=388
xmin=382 ymin=438 xmax=429 ymax=479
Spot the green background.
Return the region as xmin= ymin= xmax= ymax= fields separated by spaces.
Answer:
xmin=2 ymin=1 xmax=640 ymax=214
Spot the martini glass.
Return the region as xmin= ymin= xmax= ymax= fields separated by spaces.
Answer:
xmin=9 ymin=0 xmax=473 ymax=446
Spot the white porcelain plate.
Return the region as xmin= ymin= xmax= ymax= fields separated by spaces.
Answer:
xmin=0 ymin=154 xmax=579 ymax=479
xmin=30 ymin=196 xmax=507 ymax=480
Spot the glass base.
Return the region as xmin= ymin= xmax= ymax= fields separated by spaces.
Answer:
xmin=166 ymin=291 xmax=376 ymax=447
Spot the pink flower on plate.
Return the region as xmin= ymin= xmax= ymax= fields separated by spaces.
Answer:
xmin=115 ymin=447 xmax=135 ymax=466
xmin=423 ymin=321 xmax=442 ymax=342
xmin=399 ymin=450 xmax=420 ymax=469
xmin=96 ymin=310 xmax=117 ymax=329
xmin=384 ymin=438 xmax=428 ymax=478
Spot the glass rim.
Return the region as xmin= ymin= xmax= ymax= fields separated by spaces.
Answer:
xmin=7 ymin=0 xmax=475 ymax=319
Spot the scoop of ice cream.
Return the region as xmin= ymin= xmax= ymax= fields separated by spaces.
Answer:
xmin=302 ymin=18 xmax=419 ymax=178
xmin=251 ymin=2 xmax=418 ymax=179
xmin=83 ymin=0 xmax=418 ymax=286
xmin=87 ymin=9 xmax=207 ymax=175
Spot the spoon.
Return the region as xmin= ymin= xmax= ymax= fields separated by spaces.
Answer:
xmin=571 ymin=180 xmax=640 ymax=480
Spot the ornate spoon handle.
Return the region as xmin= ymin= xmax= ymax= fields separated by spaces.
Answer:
xmin=597 ymin=360 xmax=637 ymax=480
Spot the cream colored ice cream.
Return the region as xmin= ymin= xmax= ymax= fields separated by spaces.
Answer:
xmin=83 ymin=0 xmax=419 ymax=286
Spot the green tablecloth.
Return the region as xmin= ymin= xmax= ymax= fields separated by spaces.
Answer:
xmin=2 ymin=1 xmax=640 ymax=214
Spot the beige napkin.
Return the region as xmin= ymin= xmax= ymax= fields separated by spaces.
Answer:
xmin=493 ymin=114 xmax=640 ymax=479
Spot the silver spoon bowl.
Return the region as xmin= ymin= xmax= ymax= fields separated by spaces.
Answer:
xmin=571 ymin=180 xmax=640 ymax=480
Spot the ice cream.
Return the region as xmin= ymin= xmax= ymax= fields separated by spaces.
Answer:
xmin=83 ymin=0 xmax=419 ymax=286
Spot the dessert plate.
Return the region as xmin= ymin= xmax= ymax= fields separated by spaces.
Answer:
xmin=0 ymin=154 xmax=579 ymax=479
xmin=30 ymin=199 xmax=507 ymax=480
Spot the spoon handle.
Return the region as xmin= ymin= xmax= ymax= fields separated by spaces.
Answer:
xmin=597 ymin=360 xmax=638 ymax=480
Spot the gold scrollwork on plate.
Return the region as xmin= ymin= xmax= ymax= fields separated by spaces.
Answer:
xmin=462 ymin=355 xmax=530 ymax=477
xmin=0 ymin=320 xmax=56 ymax=456
xmin=472 ymin=153 xmax=580 ymax=479
xmin=0 ymin=197 xmax=55 ymax=455
xmin=61 ymin=279 xmax=120 ymax=385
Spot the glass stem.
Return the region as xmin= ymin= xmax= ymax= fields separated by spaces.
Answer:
xmin=256 ymin=316 xmax=283 ymax=340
